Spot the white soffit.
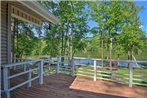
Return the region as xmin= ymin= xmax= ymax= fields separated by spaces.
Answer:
xmin=17 ymin=1 xmax=59 ymax=24
xmin=11 ymin=6 xmax=42 ymax=26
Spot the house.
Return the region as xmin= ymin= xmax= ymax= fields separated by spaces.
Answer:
xmin=1 ymin=1 xmax=58 ymax=98
xmin=1 ymin=1 xmax=59 ymax=65
xmin=1 ymin=1 xmax=147 ymax=98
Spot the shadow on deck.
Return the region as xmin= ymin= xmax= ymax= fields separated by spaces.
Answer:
xmin=11 ymin=74 xmax=146 ymax=98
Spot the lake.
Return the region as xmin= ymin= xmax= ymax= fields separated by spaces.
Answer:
xmin=73 ymin=59 xmax=147 ymax=68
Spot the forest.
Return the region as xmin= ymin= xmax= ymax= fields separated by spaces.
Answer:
xmin=12 ymin=1 xmax=147 ymax=61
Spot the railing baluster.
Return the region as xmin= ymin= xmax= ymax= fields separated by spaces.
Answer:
xmin=28 ymin=67 xmax=32 ymax=87
xmin=129 ymin=63 xmax=133 ymax=87
xmin=57 ymin=57 xmax=60 ymax=73
xmin=94 ymin=60 xmax=96 ymax=81
xmin=24 ymin=63 xmax=27 ymax=71
xmin=39 ymin=60 xmax=44 ymax=84
xmin=72 ymin=59 xmax=75 ymax=76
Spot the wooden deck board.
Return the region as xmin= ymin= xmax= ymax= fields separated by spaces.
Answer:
xmin=11 ymin=74 xmax=146 ymax=98
xmin=70 ymin=76 xmax=147 ymax=98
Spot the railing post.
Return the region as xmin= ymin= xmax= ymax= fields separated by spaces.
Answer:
xmin=28 ymin=69 xmax=32 ymax=87
xmin=39 ymin=60 xmax=44 ymax=84
xmin=24 ymin=64 xmax=27 ymax=71
xmin=57 ymin=57 xmax=60 ymax=73
xmin=3 ymin=67 xmax=10 ymax=98
xmin=72 ymin=58 xmax=75 ymax=76
xmin=94 ymin=60 xmax=96 ymax=81
xmin=129 ymin=62 xmax=133 ymax=87
xmin=102 ymin=59 xmax=104 ymax=68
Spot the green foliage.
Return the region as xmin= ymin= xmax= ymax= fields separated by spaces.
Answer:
xmin=13 ymin=20 xmax=38 ymax=58
xmin=13 ymin=1 xmax=146 ymax=61
xmin=89 ymin=1 xmax=145 ymax=60
xmin=39 ymin=1 xmax=89 ymax=57
xmin=120 ymin=2 xmax=144 ymax=56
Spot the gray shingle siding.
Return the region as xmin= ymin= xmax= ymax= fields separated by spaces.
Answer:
xmin=1 ymin=1 xmax=8 ymax=65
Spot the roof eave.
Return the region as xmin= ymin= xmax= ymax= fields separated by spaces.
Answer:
xmin=17 ymin=1 xmax=59 ymax=24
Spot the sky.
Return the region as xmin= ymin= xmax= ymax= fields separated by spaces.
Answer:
xmin=87 ymin=1 xmax=147 ymax=33
xmin=136 ymin=1 xmax=147 ymax=33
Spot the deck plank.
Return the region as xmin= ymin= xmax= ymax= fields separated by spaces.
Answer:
xmin=70 ymin=76 xmax=147 ymax=98
xmin=11 ymin=74 xmax=146 ymax=98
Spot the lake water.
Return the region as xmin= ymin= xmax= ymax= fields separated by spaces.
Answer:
xmin=74 ymin=59 xmax=147 ymax=67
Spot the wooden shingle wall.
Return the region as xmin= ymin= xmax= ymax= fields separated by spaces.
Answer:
xmin=1 ymin=1 xmax=8 ymax=65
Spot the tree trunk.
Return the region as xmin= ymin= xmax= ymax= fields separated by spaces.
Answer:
xmin=109 ymin=37 xmax=112 ymax=69
xmin=100 ymin=32 xmax=104 ymax=67
xmin=61 ymin=30 xmax=64 ymax=63
xmin=70 ymin=23 xmax=74 ymax=59
xmin=128 ymin=45 xmax=132 ymax=67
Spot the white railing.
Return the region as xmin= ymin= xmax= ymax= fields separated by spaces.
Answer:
xmin=42 ymin=56 xmax=147 ymax=88
xmin=57 ymin=56 xmax=74 ymax=75
xmin=72 ymin=57 xmax=147 ymax=87
xmin=2 ymin=59 xmax=44 ymax=98
xmin=36 ymin=56 xmax=147 ymax=88
xmin=12 ymin=58 xmax=33 ymax=70
xmin=13 ymin=58 xmax=33 ymax=63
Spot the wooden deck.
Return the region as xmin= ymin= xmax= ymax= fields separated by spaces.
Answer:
xmin=70 ymin=76 xmax=147 ymax=98
xmin=11 ymin=74 xmax=147 ymax=98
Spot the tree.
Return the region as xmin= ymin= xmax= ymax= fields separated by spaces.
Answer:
xmin=90 ymin=1 xmax=145 ymax=67
xmin=13 ymin=19 xmax=38 ymax=59
xmin=120 ymin=2 xmax=144 ymax=61
xmin=39 ymin=1 xmax=89 ymax=58
xmin=90 ymin=1 xmax=122 ymax=68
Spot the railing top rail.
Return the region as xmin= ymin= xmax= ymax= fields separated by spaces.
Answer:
xmin=59 ymin=55 xmax=72 ymax=58
xmin=73 ymin=57 xmax=147 ymax=63
xmin=14 ymin=58 xmax=33 ymax=60
xmin=2 ymin=59 xmax=43 ymax=68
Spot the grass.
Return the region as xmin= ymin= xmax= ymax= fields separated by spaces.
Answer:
xmin=75 ymin=50 xmax=147 ymax=60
